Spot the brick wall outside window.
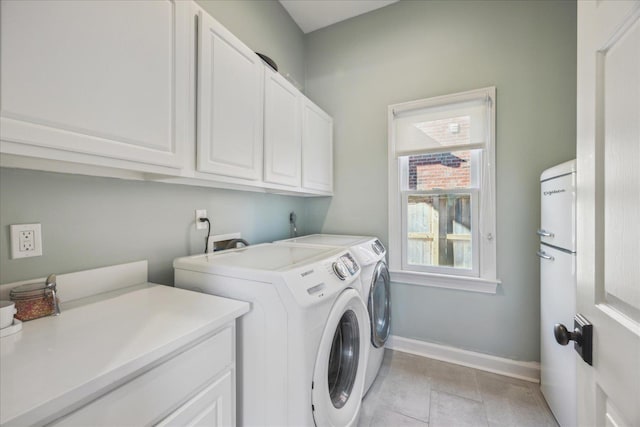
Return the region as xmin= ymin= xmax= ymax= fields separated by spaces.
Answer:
xmin=408 ymin=116 xmax=471 ymax=190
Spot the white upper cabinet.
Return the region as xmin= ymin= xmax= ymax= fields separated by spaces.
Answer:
xmin=0 ymin=0 xmax=190 ymax=173
xmin=1 ymin=0 xmax=333 ymax=196
xmin=196 ymin=10 xmax=264 ymax=181
xmin=263 ymin=67 xmax=302 ymax=188
xmin=302 ymin=98 xmax=333 ymax=193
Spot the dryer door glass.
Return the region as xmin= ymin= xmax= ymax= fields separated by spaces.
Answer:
xmin=369 ymin=261 xmax=391 ymax=348
xmin=327 ymin=310 xmax=360 ymax=409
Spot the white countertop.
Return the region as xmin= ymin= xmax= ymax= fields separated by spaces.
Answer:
xmin=0 ymin=283 xmax=249 ymax=426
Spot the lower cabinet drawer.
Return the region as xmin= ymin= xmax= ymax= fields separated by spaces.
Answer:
xmin=157 ymin=370 xmax=233 ymax=427
xmin=51 ymin=326 xmax=233 ymax=426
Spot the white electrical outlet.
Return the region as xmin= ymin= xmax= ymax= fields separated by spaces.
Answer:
xmin=195 ymin=209 xmax=208 ymax=230
xmin=20 ymin=230 xmax=35 ymax=251
xmin=10 ymin=223 xmax=43 ymax=259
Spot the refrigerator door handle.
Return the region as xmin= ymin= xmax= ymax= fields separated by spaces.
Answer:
xmin=537 ymin=250 xmax=554 ymax=261
xmin=537 ymin=229 xmax=555 ymax=237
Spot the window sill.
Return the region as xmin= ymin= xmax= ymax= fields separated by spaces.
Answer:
xmin=389 ymin=269 xmax=501 ymax=294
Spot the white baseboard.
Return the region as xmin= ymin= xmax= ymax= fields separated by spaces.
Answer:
xmin=386 ymin=335 xmax=540 ymax=383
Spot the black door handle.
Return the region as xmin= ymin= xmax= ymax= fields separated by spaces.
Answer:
xmin=553 ymin=314 xmax=593 ymax=366
xmin=554 ymin=323 xmax=582 ymax=346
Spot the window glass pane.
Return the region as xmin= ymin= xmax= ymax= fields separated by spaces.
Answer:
xmin=407 ymin=194 xmax=472 ymax=270
xmin=407 ymin=150 xmax=472 ymax=190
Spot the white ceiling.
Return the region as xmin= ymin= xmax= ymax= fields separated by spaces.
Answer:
xmin=279 ymin=0 xmax=399 ymax=34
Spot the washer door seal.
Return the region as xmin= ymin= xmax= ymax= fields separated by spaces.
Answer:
xmin=327 ymin=309 xmax=360 ymax=408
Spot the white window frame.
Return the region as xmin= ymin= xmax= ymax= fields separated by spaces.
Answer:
xmin=388 ymin=87 xmax=500 ymax=294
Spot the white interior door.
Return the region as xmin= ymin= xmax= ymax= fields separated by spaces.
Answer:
xmin=576 ymin=2 xmax=640 ymax=426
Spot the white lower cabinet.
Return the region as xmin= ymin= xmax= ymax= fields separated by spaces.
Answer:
xmin=157 ymin=371 xmax=233 ymax=427
xmin=51 ymin=327 xmax=236 ymax=427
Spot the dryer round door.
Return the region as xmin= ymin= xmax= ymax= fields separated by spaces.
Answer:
xmin=368 ymin=261 xmax=390 ymax=348
xmin=312 ymin=288 xmax=369 ymax=427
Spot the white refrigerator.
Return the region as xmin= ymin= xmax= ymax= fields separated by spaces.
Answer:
xmin=537 ymin=159 xmax=576 ymax=427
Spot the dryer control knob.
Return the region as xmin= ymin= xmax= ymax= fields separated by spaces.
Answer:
xmin=332 ymin=261 xmax=348 ymax=280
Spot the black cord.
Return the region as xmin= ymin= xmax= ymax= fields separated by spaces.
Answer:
xmin=200 ymin=218 xmax=211 ymax=254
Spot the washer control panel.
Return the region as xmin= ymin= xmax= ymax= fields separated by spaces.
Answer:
xmin=332 ymin=261 xmax=348 ymax=280
xmin=332 ymin=252 xmax=359 ymax=280
xmin=372 ymin=239 xmax=386 ymax=255
xmin=283 ymin=249 xmax=362 ymax=307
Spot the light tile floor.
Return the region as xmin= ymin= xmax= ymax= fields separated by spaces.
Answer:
xmin=359 ymin=350 xmax=559 ymax=427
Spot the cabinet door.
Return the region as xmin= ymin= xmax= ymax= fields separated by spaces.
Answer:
xmin=263 ymin=68 xmax=301 ymax=187
xmin=197 ymin=11 xmax=264 ymax=181
xmin=50 ymin=328 xmax=233 ymax=426
xmin=302 ymin=99 xmax=333 ymax=193
xmin=0 ymin=0 xmax=189 ymax=170
xmin=157 ymin=371 xmax=233 ymax=427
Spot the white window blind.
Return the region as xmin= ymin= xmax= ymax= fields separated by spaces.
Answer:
xmin=393 ymin=94 xmax=491 ymax=156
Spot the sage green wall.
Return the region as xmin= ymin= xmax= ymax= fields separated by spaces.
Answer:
xmin=0 ymin=169 xmax=312 ymax=285
xmin=305 ymin=0 xmax=577 ymax=361
xmin=0 ymin=0 xmax=312 ymax=285
xmin=0 ymin=0 xmax=577 ymax=363
xmin=196 ymin=0 xmax=305 ymax=89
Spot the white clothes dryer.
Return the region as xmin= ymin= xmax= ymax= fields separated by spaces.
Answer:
xmin=173 ymin=243 xmax=369 ymax=427
xmin=274 ymin=235 xmax=391 ymax=395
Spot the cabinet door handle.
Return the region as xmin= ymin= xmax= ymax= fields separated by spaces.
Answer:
xmin=536 ymin=250 xmax=554 ymax=261
xmin=537 ymin=229 xmax=554 ymax=237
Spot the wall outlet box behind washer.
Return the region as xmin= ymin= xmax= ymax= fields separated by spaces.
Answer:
xmin=209 ymin=232 xmax=241 ymax=253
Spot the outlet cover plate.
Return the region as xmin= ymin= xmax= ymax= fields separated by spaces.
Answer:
xmin=10 ymin=223 xmax=43 ymax=259
xmin=195 ymin=209 xmax=207 ymax=230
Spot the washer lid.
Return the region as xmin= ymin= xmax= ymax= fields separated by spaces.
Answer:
xmin=173 ymin=243 xmax=342 ymax=274
xmin=277 ymin=234 xmax=371 ymax=247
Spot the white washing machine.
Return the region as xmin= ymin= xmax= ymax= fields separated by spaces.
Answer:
xmin=275 ymin=235 xmax=390 ymax=395
xmin=173 ymin=243 xmax=370 ymax=427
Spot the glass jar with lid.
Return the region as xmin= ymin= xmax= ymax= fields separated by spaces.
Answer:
xmin=10 ymin=282 xmax=58 ymax=321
